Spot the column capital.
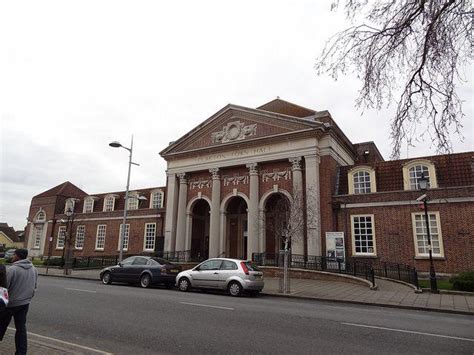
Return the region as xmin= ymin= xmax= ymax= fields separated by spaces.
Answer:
xmin=177 ymin=173 xmax=188 ymax=184
xmin=304 ymin=154 xmax=320 ymax=165
xmin=209 ymin=168 xmax=220 ymax=180
xmin=289 ymin=157 xmax=302 ymax=171
xmin=246 ymin=162 xmax=259 ymax=175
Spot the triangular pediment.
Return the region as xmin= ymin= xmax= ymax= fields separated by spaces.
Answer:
xmin=160 ymin=103 xmax=322 ymax=157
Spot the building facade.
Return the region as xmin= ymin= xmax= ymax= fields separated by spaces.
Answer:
xmin=25 ymin=99 xmax=474 ymax=273
xmin=25 ymin=182 xmax=166 ymax=259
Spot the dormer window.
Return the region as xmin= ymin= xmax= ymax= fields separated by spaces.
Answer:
xmin=35 ymin=210 xmax=46 ymax=222
xmin=403 ymin=160 xmax=437 ymax=190
xmin=103 ymin=195 xmax=116 ymax=212
xmin=64 ymin=199 xmax=76 ymax=214
xmin=83 ymin=197 xmax=95 ymax=213
xmin=150 ymin=190 xmax=164 ymax=209
xmin=128 ymin=192 xmax=139 ymax=210
xmin=348 ymin=166 xmax=376 ymax=194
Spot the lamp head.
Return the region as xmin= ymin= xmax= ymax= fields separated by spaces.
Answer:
xmin=418 ymin=173 xmax=428 ymax=191
xmin=109 ymin=141 xmax=122 ymax=148
xmin=65 ymin=207 xmax=74 ymax=217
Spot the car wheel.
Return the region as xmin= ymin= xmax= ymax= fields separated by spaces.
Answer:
xmin=140 ymin=273 xmax=151 ymax=288
xmin=101 ymin=271 xmax=112 ymax=285
xmin=228 ymin=281 xmax=243 ymax=297
xmin=178 ymin=277 xmax=191 ymax=292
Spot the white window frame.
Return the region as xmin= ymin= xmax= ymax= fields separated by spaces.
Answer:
xmin=143 ymin=223 xmax=156 ymax=251
xmin=75 ymin=225 xmax=85 ymax=249
xmin=57 ymin=226 xmax=66 ymax=249
xmin=95 ymin=225 xmax=107 ymax=251
xmin=103 ymin=195 xmax=115 ymax=212
xmin=150 ymin=190 xmax=164 ymax=209
xmin=117 ymin=224 xmax=130 ymax=251
xmin=348 ymin=166 xmax=376 ymax=194
xmin=127 ymin=192 xmax=139 ymax=210
xmin=35 ymin=210 xmax=46 ymax=222
xmin=351 ymin=214 xmax=377 ymax=256
xmin=83 ymin=197 xmax=94 ymax=213
xmin=403 ymin=159 xmax=438 ymax=190
xmin=33 ymin=224 xmax=43 ymax=249
xmin=411 ymin=211 xmax=444 ymax=257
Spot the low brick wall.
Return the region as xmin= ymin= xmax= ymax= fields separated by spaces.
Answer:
xmin=260 ymin=266 xmax=372 ymax=288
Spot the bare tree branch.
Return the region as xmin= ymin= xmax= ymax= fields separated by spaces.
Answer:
xmin=316 ymin=0 xmax=472 ymax=158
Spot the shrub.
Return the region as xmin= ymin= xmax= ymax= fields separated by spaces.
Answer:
xmin=449 ymin=272 xmax=474 ymax=292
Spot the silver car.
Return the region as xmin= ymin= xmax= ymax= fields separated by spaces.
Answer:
xmin=176 ymin=258 xmax=264 ymax=296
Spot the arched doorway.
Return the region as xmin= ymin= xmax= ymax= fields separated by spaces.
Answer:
xmin=226 ymin=196 xmax=248 ymax=259
xmin=190 ymin=199 xmax=210 ymax=260
xmin=264 ymin=193 xmax=291 ymax=255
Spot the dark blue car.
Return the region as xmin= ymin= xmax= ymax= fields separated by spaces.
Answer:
xmin=100 ymin=256 xmax=182 ymax=288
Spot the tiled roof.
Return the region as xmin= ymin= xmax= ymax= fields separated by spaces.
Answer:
xmin=257 ymin=98 xmax=316 ymax=118
xmin=0 ymin=223 xmax=21 ymax=243
xmin=337 ymin=151 xmax=474 ymax=195
xmin=34 ymin=181 xmax=88 ymax=199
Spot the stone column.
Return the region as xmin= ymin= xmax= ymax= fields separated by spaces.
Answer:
xmin=246 ymin=163 xmax=259 ymax=260
xmin=164 ymin=172 xmax=179 ymax=252
xmin=289 ymin=157 xmax=304 ymax=255
xmin=304 ymin=154 xmax=321 ymax=256
xmin=175 ymin=173 xmax=188 ymax=252
xmin=209 ymin=168 xmax=221 ymax=258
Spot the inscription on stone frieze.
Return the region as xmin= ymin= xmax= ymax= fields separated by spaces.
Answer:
xmin=197 ymin=146 xmax=271 ymax=163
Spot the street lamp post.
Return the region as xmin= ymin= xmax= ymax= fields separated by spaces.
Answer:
xmin=418 ymin=173 xmax=439 ymax=293
xmin=63 ymin=206 xmax=76 ymax=275
xmin=109 ymin=136 xmax=141 ymax=263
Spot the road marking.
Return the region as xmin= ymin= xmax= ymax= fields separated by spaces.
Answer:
xmin=65 ymin=287 xmax=97 ymax=293
xmin=180 ymin=301 xmax=234 ymax=310
xmin=342 ymin=322 xmax=474 ymax=342
xmin=7 ymin=327 xmax=113 ymax=354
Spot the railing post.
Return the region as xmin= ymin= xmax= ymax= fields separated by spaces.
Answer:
xmin=383 ymin=262 xmax=387 ymax=278
xmin=370 ymin=268 xmax=375 ymax=287
xmin=413 ymin=269 xmax=419 ymax=289
xmin=87 ymin=257 xmax=90 ymax=268
xmin=338 ymin=259 xmax=341 ymax=273
xmin=397 ymin=264 xmax=401 ymax=280
xmin=353 ymin=262 xmax=357 ymax=276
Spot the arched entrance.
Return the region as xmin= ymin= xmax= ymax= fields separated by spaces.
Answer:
xmin=190 ymin=199 xmax=210 ymax=260
xmin=225 ymin=196 xmax=248 ymax=259
xmin=264 ymin=193 xmax=291 ymax=255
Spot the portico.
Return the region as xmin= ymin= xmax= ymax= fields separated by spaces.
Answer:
xmin=160 ymin=99 xmax=355 ymax=260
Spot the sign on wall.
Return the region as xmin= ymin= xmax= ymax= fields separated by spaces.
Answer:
xmin=325 ymin=232 xmax=345 ymax=262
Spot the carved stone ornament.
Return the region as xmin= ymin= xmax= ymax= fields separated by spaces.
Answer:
xmin=189 ymin=179 xmax=211 ymax=190
xmin=289 ymin=157 xmax=302 ymax=171
xmin=262 ymin=169 xmax=292 ymax=183
xmin=209 ymin=168 xmax=220 ymax=180
xmin=223 ymin=175 xmax=249 ymax=186
xmin=246 ymin=163 xmax=258 ymax=175
xmin=177 ymin=173 xmax=188 ymax=184
xmin=211 ymin=121 xmax=257 ymax=143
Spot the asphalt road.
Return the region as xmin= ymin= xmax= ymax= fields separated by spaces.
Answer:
xmin=24 ymin=276 xmax=474 ymax=354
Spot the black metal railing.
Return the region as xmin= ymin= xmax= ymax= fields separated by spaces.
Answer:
xmin=252 ymin=253 xmax=420 ymax=289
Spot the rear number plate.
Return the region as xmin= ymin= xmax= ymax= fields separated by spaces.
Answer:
xmin=170 ymin=269 xmax=179 ymax=273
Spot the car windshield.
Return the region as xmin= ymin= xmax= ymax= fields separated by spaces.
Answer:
xmin=151 ymin=257 xmax=172 ymax=265
xmin=244 ymin=262 xmax=260 ymax=272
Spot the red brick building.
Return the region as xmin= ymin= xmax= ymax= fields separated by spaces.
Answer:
xmin=25 ymin=99 xmax=474 ymax=273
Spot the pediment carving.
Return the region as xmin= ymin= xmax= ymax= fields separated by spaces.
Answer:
xmin=211 ymin=121 xmax=257 ymax=143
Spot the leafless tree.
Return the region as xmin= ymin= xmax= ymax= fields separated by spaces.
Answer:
xmin=262 ymin=188 xmax=317 ymax=293
xmin=316 ymin=0 xmax=472 ymax=158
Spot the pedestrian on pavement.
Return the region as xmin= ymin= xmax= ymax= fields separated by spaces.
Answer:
xmin=0 ymin=248 xmax=38 ymax=355
xmin=0 ymin=264 xmax=7 ymax=310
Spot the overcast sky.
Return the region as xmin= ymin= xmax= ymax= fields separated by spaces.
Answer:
xmin=1 ymin=1 xmax=472 ymax=231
